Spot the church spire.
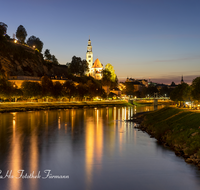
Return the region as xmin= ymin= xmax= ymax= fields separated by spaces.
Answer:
xmin=181 ymin=75 xmax=184 ymax=84
xmin=86 ymin=38 xmax=93 ymax=76
xmin=87 ymin=37 xmax=92 ymax=51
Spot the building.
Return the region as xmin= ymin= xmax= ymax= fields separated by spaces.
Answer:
xmin=181 ymin=75 xmax=184 ymax=84
xmin=138 ymin=79 xmax=148 ymax=87
xmin=110 ymin=88 xmax=121 ymax=97
xmin=91 ymin=58 xmax=103 ymax=80
xmin=86 ymin=38 xmax=93 ymax=75
xmin=86 ymin=38 xmax=103 ymax=80
xmin=125 ymin=77 xmax=146 ymax=92
xmin=8 ymin=75 xmax=69 ymax=88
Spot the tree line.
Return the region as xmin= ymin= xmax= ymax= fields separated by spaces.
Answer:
xmin=0 ymin=74 xmax=119 ymax=102
xmin=170 ymin=77 xmax=200 ymax=105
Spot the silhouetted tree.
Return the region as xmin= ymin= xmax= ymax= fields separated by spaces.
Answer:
xmin=86 ymin=79 xmax=103 ymax=99
xmin=170 ymin=83 xmax=191 ymax=102
xmin=44 ymin=49 xmax=52 ymax=60
xmin=140 ymin=86 xmax=148 ymax=98
xmin=102 ymin=69 xmax=111 ymax=86
xmin=0 ymin=76 xmax=12 ymax=99
xmin=146 ymin=86 xmax=159 ymax=96
xmin=110 ymin=75 xmax=118 ymax=89
xmin=21 ymin=81 xmax=42 ymax=98
xmin=77 ymin=83 xmax=88 ymax=100
xmin=52 ymin=81 xmax=63 ymax=99
xmin=16 ymin=25 xmax=27 ymax=43
xmin=159 ymin=86 xmax=170 ymax=97
xmin=170 ymin=81 xmax=176 ymax=86
xmin=12 ymin=88 xmax=23 ymax=101
xmin=41 ymin=76 xmax=53 ymax=98
xmin=51 ymin=55 xmax=59 ymax=65
xmin=0 ymin=22 xmax=7 ymax=35
xmin=124 ymin=82 xmax=134 ymax=96
xmin=44 ymin=49 xmax=59 ymax=65
xmin=27 ymin=35 xmax=43 ymax=52
xmin=191 ymin=77 xmax=200 ymax=102
xmin=63 ymin=81 xmax=77 ymax=101
xmin=68 ymin=56 xmax=89 ymax=76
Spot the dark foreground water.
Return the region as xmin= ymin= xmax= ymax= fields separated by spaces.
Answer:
xmin=0 ymin=105 xmax=200 ymax=190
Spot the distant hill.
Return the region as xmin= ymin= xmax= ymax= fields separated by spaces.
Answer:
xmin=0 ymin=39 xmax=68 ymax=77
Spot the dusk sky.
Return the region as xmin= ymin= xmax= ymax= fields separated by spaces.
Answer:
xmin=1 ymin=0 xmax=200 ymax=84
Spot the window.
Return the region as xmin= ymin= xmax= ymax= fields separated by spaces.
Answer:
xmin=89 ymin=60 xmax=91 ymax=62
xmin=88 ymin=56 xmax=91 ymax=58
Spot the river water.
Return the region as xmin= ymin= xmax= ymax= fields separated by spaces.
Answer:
xmin=0 ymin=105 xmax=200 ymax=190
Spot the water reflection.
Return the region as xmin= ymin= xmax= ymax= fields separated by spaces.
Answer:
xmin=0 ymin=105 xmax=199 ymax=190
xmin=8 ymin=112 xmax=22 ymax=190
xmin=85 ymin=108 xmax=104 ymax=189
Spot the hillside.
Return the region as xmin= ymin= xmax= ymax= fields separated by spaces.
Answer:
xmin=0 ymin=39 xmax=68 ymax=77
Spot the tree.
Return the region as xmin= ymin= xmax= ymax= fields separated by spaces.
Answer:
xmin=52 ymin=81 xmax=63 ymax=99
xmin=170 ymin=81 xmax=176 ymax=86
xmin=41 ymin=76 xmax=53 ymax=98
xmin=0 ymin=76 xmax=12 ymax=99
xmin=101 ymin=69 xmax=111 ymax=86
xmin=44 ymin=49 xmax=52 ymax=60
xmin=105 ymin=63 xmax=116 ymax=82
xmin=51 ymin=55 xmax=59 ymax=65
xmin=80 ymin=59 xmax=89 ymax=76
xmin=124 ymin=82 xmax=134 ymax=96
xmin=86 ymin=79 xmax=103 ymax=99
xmin=159 ymin=86 xmax=170 ymax=97
xmin=68 ymin=56 xmax=89 ymax=76
xmin=44 ymin=49 xmax=59 ymax=65
xmin=170 ymin=83 xmax=191 ymax=103
xmin=77 ymin=83 xmax=88 ymax=100
xmin=146 ymin=86 xmax=159 ymax=96
xmin=27 ymin=35 xmax=44 ymax=52
xmin=12 ymin=88 xmax=23 ymax=102
xmin=21 ymin=81 xmax=42 ymax=98
xmin=0 ymin=22 xmax=7 ymax=35
xmin=16 ymin=25 xmax=27 ymax=43
xmin=191 ymin=77 xmax=200 ymax=102
xmin=63 ymin=81 xmax=77 ymax=101
xmin=110 ymin=75 xmax=118 ymax=89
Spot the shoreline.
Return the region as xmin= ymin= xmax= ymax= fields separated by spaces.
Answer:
xmin=0 ymin=100 xmax=132 ymax=113
xmin=135 ymin=107 xmax=200 ymax=169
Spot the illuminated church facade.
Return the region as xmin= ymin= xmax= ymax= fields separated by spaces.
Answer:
xmin=86 ymin=38 xmax=103 ymax=80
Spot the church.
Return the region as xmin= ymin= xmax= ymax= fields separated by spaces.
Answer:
xmin=86 ymin=38 xmax=103 ymax=80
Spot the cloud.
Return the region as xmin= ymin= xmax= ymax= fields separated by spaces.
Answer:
xmin=154 ymin=56 xmax=200 ymax=63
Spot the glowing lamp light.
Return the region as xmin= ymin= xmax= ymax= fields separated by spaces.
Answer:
xmin=14 ymin=39 xmax=17 ymax=43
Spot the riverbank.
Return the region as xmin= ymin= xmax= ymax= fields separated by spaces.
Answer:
xmin=0 ymin=100 xmax=132 ymax=113
xmin=132 ymin=100 xmax=173 ymax=106
xmin=138 ymin=107 xmax=200 ymax=168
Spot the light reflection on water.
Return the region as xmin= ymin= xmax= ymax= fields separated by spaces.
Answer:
xmin=0 ymin=105 xmax=200 ymax=190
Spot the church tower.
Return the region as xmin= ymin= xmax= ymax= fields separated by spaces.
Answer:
xmin=86 ymin=38 xmax=93 ymax=75
xmin=181 ymin=75 xmax=184 ymax=84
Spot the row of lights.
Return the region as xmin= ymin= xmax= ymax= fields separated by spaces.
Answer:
xmin=13 ymin=39 xmax=35 ymax=49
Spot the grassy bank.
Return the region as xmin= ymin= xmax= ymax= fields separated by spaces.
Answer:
xmin=140 ymin=107 xmax=200 ymax=167
xmin=0 ymin=100 xmax=132 ymax=113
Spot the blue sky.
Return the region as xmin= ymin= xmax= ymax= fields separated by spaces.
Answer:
xmin=1 ymin=0 xmax=200 ymax=84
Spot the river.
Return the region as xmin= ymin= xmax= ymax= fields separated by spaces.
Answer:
xmin=0 ymin=105 xmax=200 ymax=190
